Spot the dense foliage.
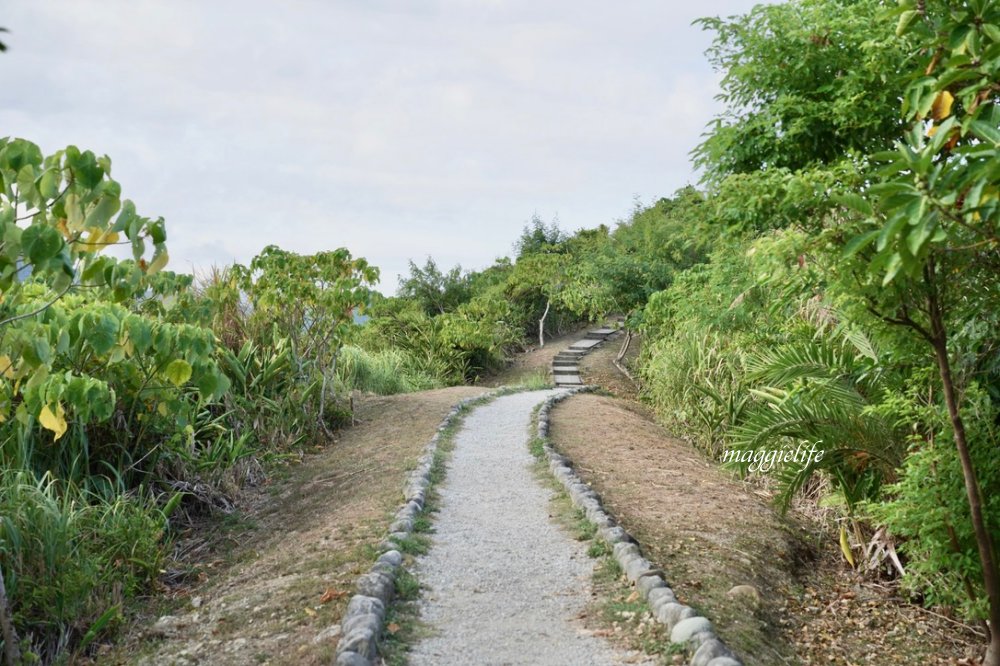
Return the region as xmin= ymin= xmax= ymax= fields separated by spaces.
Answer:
xmin=2 ymin=0 xmax=998 ymax=662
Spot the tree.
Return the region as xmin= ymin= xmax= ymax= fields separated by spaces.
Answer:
xmin=237 ymin=245 xmax=378 ymax=428
xmin=514 ymin=213 xmax=566 ymax=258
xmin=847 ymin=2 xmax=1000 ymax=661
xmin=397 ymin=257 xmax=471 ymax=316
xmin=507 ymin=251 xmax=571 ymax=347
xmin=694 ymin=0 xmax=911 ymax=178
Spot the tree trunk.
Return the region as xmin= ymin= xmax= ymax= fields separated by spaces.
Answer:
xmin=613 ymin=329 xmax=637 ymax=385
xmin=927 ymin=273 xmax=1000 ymax=665
xmin=0 ymin=566 xmax=21 ymax=666
xmin=538 ymin=299 xmax=551 ymax=348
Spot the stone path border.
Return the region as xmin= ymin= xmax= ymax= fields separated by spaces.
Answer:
xmin=536 ymin=388 xmax=745 ymax=666
xmin=333 ymin=390 xmax=502 ymax=666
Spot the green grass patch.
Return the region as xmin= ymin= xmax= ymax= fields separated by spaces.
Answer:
xmin=389 ymin=533 xmax=431 ymax=556
xmin=394 ymin=569 xmax=421 ymax=601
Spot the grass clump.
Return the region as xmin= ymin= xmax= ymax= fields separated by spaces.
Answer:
xmin=0 ymin=470 xmax=166 ymax=663
xmin=337 ymin=345 xmax=442 ymax=395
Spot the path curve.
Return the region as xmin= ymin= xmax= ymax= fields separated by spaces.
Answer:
xmin=409 ymin=389 xmax=649 ymax=665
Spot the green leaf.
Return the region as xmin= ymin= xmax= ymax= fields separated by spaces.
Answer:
xmin=876 ymin=213 xmax=909 ymax=251
xmin=21 ymin=224 xmax=64 ymax=264
xmin=83 ymin=194 xmax=120 ymax=230
xmin=882 ymin=252 xmax=904 ymax=285
xmin=907 ymin=216 xmax=937 ymax=256
xmin=163 ymin=359 xmax=193 ymax=386
xmin=969 ymin=120 xmax=1000 ymax=146
xmin=832 ymin=193 xmax=873 ymax=216
xmin=37 ymin=168 xmax=60 ymax=200
xmin=196 ymin=369 xmax=230 ymax=400
xmin=843 ymin=229 xmax=880 ymax=258
xmin=112 ymin=200 xmax=136 ymax=232
xmin=24 ymin=335 xmax=52 ymax=367
xmin=148 ymin=218 xmax=166 ymax=244
xmin=82 ymin=311 xmax=120 ymax=356
xmin=896 ymin=10 xmax=918 ymax=37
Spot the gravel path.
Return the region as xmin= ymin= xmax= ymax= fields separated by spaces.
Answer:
xmin=409 ymin=389 xmax=650 ymax=665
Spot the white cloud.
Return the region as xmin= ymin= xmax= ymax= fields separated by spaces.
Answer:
xmin=2 ymin=0 xmax=760 ymax=291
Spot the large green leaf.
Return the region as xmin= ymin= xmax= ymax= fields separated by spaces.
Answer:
xmin=163 ymin=359 xmax=193 ymax=386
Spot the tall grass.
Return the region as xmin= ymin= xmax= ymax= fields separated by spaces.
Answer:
xmin=337 ymin=345 xmax=441 ymax=395
xmin=0 ymin=469 xmax=164 ymax=662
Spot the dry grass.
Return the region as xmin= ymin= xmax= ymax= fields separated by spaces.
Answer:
xmin=110 ymin=386 xmax=485 ymax=666
xmin=549 ymin=393 xmax=983 ymax=665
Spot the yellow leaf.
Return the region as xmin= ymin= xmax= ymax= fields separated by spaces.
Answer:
xmin=157 ymin=402 xmax=169 ymax=417
xmin=931 ymin=90 xmax=954 ymax=121
xmin=39 ymin=403 xmax=68 ymax=441
xmin=147 ymin=251 xmax=169 ymax=275
xmin=0 ymin=355 xmax=14 ymax=379
xmin=926 ymin=124 xmax=939 ymax=138
xmin=839 ymin=526 xmax=855 ymax=568
xmin=79 ymin=229 xmax=121 ymax=252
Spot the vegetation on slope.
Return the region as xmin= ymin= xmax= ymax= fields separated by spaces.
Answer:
xmin=1 ymin=0 xmax=998 ymax=663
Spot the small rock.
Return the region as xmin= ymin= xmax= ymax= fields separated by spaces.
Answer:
xmin=726 ymin=584 xmax=760 ymax=606
xmin=656 ymin=602 xmax=695 ymax=628
xmin=356 ymin=572 xmax=394 ymax=604
xmin=313 ymin=624 xmax=343 ymax=644
xmin=190 ymin=596 xmax=203 ymax=609
xmin=706 ymin=658 xmax=744 ymax=666
xmin=671 ymin=616 xmax=713 ymax=644
xmin=647 ymin=587 xmax=677 ymax=608
xmin=692 ymin=639 xmax=736 ymax=666
xmin=613 ymin=541 xmax=640 ymax=561
xmin=335 ymin=651 xmax=370 ymax=666
xmin=150 ymin=615 xmax=183 ymax=638
xmin=378 ymin=550 xmax=403 ymax=568
xmin=338 ymin=625 xmax=379 ymax=658
xmin=637 ymin=574 xmax=667 ymax=596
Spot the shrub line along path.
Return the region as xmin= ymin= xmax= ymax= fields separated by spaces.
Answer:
xmin=408 ymin=388 xmax=651 ymax=665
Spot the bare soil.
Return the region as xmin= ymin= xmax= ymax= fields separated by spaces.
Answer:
xmin=479 ymin=326 xmax=590 ymax=388
xmin=108 ymin=386 xmax=484 ymax=666
xmin=577 ymin=333 xmax=641 ymax=400
xmin=549 ymin=393 xmax=983 ymax=665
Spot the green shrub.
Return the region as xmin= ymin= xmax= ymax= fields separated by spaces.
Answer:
xmin=868 ymin=384 xmax=1000 ymax=623
xmin=337 ymin=345 xmax=440 ymax=395
xmin=0 ymin=470 xmax=164 ymax=662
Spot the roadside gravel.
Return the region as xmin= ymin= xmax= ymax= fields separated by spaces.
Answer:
xmin=409 ymin=389 xmax=651 ymax=666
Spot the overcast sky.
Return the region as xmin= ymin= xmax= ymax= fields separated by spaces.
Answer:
xmin=2 ymin=0 xmax=761 ymax=293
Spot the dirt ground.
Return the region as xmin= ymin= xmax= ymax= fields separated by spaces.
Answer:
xmin=479 ymin=326 xmax=590 ymax=387
xmin=577 ymin=332 xmax=641 ymax=399
xmin=549 ymin=393 xmax=984 ymax=665
xmin=107 ymin=386 xmax=484 ymax=666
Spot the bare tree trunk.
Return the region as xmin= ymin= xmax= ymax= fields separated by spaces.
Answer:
xmin=0 ymin=567 xmax=21 ymax=666
xmin=927 ymin=268 xmax=1000 ymax=665
xmin=612 ymin=329 xmax=637 ymax=385
xmin=538 ymin=299 xmax=551 ymax=348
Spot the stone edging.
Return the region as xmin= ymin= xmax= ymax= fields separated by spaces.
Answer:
xmin=536 ymin=389 xmax=745 ymax=666
xmin=334 ymin=390 xmax=503 ymax=666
